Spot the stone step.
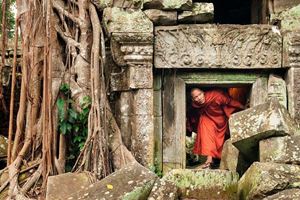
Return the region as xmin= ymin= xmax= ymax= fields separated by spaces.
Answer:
xmin=162 ymin=169 xmax=239 ymax=200
xmin=238 ymin=162 xmax=300 ymax=200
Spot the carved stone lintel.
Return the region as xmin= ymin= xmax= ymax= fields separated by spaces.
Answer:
xmin=155 ymin=24 xmax=282 ymax=69
xmin=283 ymin=31 xmax=300 ymax=68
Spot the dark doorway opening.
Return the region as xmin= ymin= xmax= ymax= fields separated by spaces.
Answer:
xmin=185 ymin=84 xmax=251 ymax=168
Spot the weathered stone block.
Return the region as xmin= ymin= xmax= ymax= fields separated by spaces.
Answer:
xmin=178 ymin=3 xmax=214 ymax=24
xmin=260 ymin=135 xmax=300 ymax=164
xmin=163 ymin=169 xmax=239 ymax=200
xmin=143 ymin=0 xmax=193 ymax=10
xmin=262 ymin=189 xmax=300 ymax=200
xmin=271 ymin=4 xmax=300 ymax=31
xmin=0 ymin=135 xmax=8 ymax=158
xmin=117 ymin=115 xmax=133 ymax=150
xmin=155 ymin=25 xmax=282 ymax=69
xmin=46 ymin=172 xmax=96 ymax=200
xmin=238 ymin=162 xmax=300 ymax=200
xmin=267 ymin=74 xmax=287 ymax=108
xmin=269 ymin=0 xmax=300 ymax=14
xmin=283 ymin=31 xmax=300 ymax=68
xmin=110 ymin=64 xmax=153 ymax=91
xmin=66 ymin=162 xmax=158 ymax=199
xmin=131 ymin=114 xmax=154 ymax=166
xmin=229 ymin=99 xmax=298 ymax=160
xmin=144 ymin=9 xmax=177 ymax=25
xmin=250 ymin=77 xmax=268 ymax=107
xmin=133 ymin=89 xmax=153 ymax=115
xmin=103 ymin=7 xmax=153 ymax=36
xmin=220 ymin=140 xmax=251 ymax=176
xmin=148 ymin=179 xmax=178 ymax=200
xmin=285 ymin=67 xmax=300 ymax=124
xmin=154 ymin=116 xmax=162 ymax=174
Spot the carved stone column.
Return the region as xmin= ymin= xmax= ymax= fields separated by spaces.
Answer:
xmin=110 ymin=33 xmax=154 ymax=166
xmin=284 ymin=31 xmax=300 ymax=125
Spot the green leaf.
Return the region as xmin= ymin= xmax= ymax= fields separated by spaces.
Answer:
xmin=69 ymin=109 xmax=78 ymax=120
xmin=60 ymin=122 xmax=68 ymax=135
xmin=60 ymin=83 xmax=70 ymax=95
xmin=57 ymin=98 xmax=65 ymax=122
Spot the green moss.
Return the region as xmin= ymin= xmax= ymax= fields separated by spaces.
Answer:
xmin=122 ymin=180 xmax=155 ymax=200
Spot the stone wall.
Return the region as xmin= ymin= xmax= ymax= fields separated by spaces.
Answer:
xmin=102 ymin=0 xmax=300 ymax=170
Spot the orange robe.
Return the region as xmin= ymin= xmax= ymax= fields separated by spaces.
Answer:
xmin=192 ymin=90 xmax=243 ymax=159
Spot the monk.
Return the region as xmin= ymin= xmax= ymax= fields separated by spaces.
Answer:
xmin=188 ymin=88 xmax=244 ymax=169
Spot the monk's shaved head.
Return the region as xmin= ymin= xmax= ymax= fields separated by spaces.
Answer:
xmin=191 ymin=88 xmax=205 ymax=105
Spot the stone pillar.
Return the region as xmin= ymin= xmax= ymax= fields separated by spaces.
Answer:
xmin=249 ymin=77 xmax=268 ymax=107
xmin=103 ymin=8 xmax=155 ymax=166
xmin=284 ymin=31 xmax=300 ymax=125
xmin=267 ymin=74 xmax=287 ymax=108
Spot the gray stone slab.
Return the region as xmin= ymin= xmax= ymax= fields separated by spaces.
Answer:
xmin=267 ymin=74 xmax=287 ymax=108
xmin=249 ymin=77 xmax=268 ymax=107
xmin=155 ymin=25 xmax=282 ymax=69
xmin=238 ymin=162 xmax=300 ymax=200
xmin=66 ymin=162 xmax=158 ymax=200
xmin=144 ymin=9 xmax=177 ymax=26
xmin=260 ymin=135 xmax=300 ymax=164
xmin=271 ymin=4 xmax=300 ymax=32
xmin=220 ymin=140 xmax=251 ymax=176
xmin=229 ymin=99 xmax=298 ymax=160
xmin=269 ymin=0 xmax=300 ymax=14
xmin=163 ymin=169 xmax=239 ymax=200
xmin=262 ymin=189 xmax=300 ymax=200
xmin=285 ymin=67 xmax=300 ymax=124
xmin=178 ymin=3 xmax=214 ymax=24
xmin=46 ymin=172 xmax=96 ymax=200
xmin=143 ymin=0 xmax=193 ymax=11
xmin=148 ymin=179 xmax=178 ymax=200
xmin=103 ymin=7 xmax=153 ymax=36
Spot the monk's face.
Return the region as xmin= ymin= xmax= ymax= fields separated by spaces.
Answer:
xmin=191 ymin=89 xmax=205 ymax=105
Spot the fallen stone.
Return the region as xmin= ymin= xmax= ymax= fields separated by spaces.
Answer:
xmin=229 ymin=99 xmax=298 ymax=161
xmin=65 ymin=162 xmax=157 ymax=199
xmin=46 ymin=172 xmax=96 ymax=200
xmin=143 ymin=0 xmax=193 ymax=11
xmin=220 ymin=140 xmax=251 ymax=176
xmin=268 ymin=0 xmax=300 ymax=14
xmin=163 ymin=169 xmax=239 ymax=200
xmin=262 ymin=188 xmax=300 ymax=200
xmin=270 ymin=4 xmax=300 ymax=31
xmin=267 ymin=74 xmax=287 ymax=108
xmin=148 ymin=179 xmax=178 ymax=200
xmin=103 ymin=7 xmax=153 ymax=36
xmin=260 ymin=135 xmax=300 ymax=164
xmin=178 ymin=3 xmax=214 ymax=24
xmin=238 ymin=162 xmax=300 ymax=200
xmin=144 ymin=9 xmax=177 ymax=26
xmin=0 ymin=135 xmax=8 ymax=158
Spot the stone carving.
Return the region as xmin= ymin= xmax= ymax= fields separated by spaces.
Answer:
xmin=283 ymin=31 xmax=300 ymax=67
xmin=110 ymin=33 xmax=153 ymax=91
xmin=155 ymin=25 xmax=282 ymax=68
xmin=267 ymin=74 xmax=287 ymax=108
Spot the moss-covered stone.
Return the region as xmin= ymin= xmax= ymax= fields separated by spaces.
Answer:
xmin=65 ymin=162 xmax=158 ymax=199
xmin=103 ymin=7 xmax=153 ymax=36
xmin=163 ymin=169 xmax=239 ymax=200
xmin=143 ymin=0 xmax=193 ymax=10
xmin=271 ymin=4 xmax=300 ymax=32
xmin=238 ymin=162 xmax=300 ymax=200
xmin=230 ymin=99 xmax=299 ymax=161
xmin=262 ymin=188 xmax=300 ymax=200
xmin=178 ymin=3 xmax=214 ymax=24
xmin=0 ymin=135 xmax=8 ymax=158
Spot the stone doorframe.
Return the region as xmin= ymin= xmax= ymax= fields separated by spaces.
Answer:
xmin=157 ymin=70 xmax=269 ymax=173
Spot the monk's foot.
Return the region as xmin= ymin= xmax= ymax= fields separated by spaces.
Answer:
xmin=195 ymin=162 xmax=212 ymax=169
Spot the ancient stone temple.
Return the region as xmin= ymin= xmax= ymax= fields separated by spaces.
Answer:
xmin=75 ymin=0 xmax=300 ymax=199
